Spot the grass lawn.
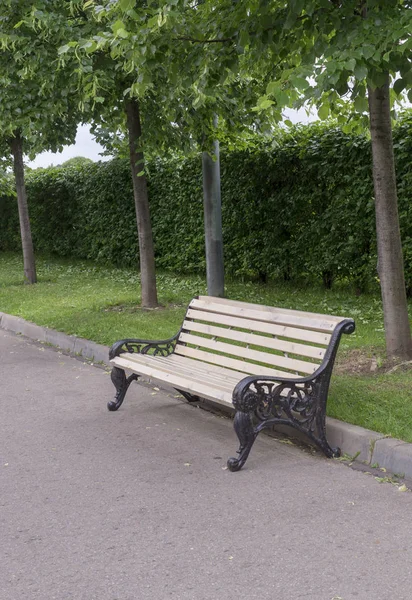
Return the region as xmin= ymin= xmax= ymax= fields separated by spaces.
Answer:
xmin=1 ymin=252 xmax=412 ymax=442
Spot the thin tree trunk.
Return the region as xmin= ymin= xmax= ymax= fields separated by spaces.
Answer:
xmin=125 ymin=98 xmax=158 ymax=308
xmin=202 ymin=117 xmax=224 ymax=297
xmin=368 ymin=75 xmax=412 ymax=359
xmin=9 ymin=131 xmax=37 ymax=284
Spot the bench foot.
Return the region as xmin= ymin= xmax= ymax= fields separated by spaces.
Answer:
xmin=227 ymin=411 xmax=257 ymax=472
xmin=314 ymin=433 xmax=341 ymax=459
xmin=326 ymin=445 xmax=341 ymax=458
xmin=306 ymin=411 xmax=341 ymax=458
xmin=108 ymin=366 xmax=139 ymax=411
xmin=177 ymin=390 xmax=200 ymax=403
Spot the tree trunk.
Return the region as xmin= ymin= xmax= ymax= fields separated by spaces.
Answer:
xmin=202 ymin=118 xmax=224 ymax=297
xmin=125 ymin=98 xmax=158 ymax=308
xmin=9 ymin=131 xmax=37 ymax=284
xmin=368 ymin=75 xmax=412 ymax=359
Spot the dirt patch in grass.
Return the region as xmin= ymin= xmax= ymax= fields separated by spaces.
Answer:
xmin=336 ymin=347 xmax=412 ymax=376
xmin=103 ymin=302 xmax=169 ymax=313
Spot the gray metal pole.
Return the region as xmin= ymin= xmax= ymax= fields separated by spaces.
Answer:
xmin=202 ymin=129 xmax=224 ymax=298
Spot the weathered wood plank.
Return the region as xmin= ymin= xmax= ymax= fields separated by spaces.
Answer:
xmin=122 ymin=352 xmax=247 ymax=386
xmin=196 ymin=295 xmax=344 ymax=324
xmin=182 ymin=319 xmax=325 ymax=360
xmin=174 ymin=344 xmax=298 ymax=378
xmin=191 ymin=297 xmax=341 ymax=333
xmin=178 ymin=333 xmax=318 ymax=375
xmin=112 ymin=353 xmax=302 ymax=407
xmin=111 ymin=355 xmax=235 ymax=407
xmin=185 ymin=308 xmax=331 ymax=346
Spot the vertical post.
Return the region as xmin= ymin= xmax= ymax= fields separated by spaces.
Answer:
xmin=202 ymin=117 xmax=224 ymax=297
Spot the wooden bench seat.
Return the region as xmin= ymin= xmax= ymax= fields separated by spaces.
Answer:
xmin=108 ymin=296 xmax=355 ymax=471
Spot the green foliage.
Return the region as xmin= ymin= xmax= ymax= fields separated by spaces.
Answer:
xmin=0 ymin=193 xmax=19 ymax=251
xmin=1 ymin=117 xmax=412 ymax=292
xmin=58 ymin=0 xmax=268 ymax=155
xmin=393 ymin=113 xmax=412 ymax=296
xmin=0 ymin=160 xmax=14 ymax=196
xmin=0 ymin=1 xmax=81 ymax=155
xmin=61 ymin=157 xmax=94 ymax=167
xmin=189 ymin=0 xmax=412 ymax=130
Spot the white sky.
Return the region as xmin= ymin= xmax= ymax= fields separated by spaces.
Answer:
xmin=27 ymin=124 xmax=111 ymax=169
xmin=27 ymin=108 xmax=314 ymax=169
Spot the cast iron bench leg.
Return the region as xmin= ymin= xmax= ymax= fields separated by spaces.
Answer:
xmin=227 ymin=411 xmax=258 ymax=472
xmin=108 ymin=366 xmax=139 ymax=411
xmin=313 ymin=413 xmax=341 ymax=458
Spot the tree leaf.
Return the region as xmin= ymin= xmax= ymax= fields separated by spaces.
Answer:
xmin=354 ymin=96 xmax=368 ymax=113
xmin=317 ymin=102 xmax=330 ymax=120
xmin=393 ymin=78 xmax=406 ymax=96
xmin=119 ymin=0 xmax=135 ymax=11
xmin=354 ymin=63 xmax=368 ymax=81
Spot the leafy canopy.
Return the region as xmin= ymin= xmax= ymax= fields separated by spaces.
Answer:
xmin=0 ymin=0 xmax=82 ymax=157
xmin=58 ymin=0 xmax=272 ymax=154
xmin=177 ymin=0 xmax=412 ymax=132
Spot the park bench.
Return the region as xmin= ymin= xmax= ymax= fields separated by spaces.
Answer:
xmin=108 ymin=296 xmax=355 ymax=471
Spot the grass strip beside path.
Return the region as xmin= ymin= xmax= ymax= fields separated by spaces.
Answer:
xmin=1 ymin=252 xmax=412 ymax=443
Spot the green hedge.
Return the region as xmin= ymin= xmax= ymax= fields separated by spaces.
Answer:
xmin=2 ymin=117 xmax=412 ymax=293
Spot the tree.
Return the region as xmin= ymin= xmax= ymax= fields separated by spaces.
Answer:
xmin=124 ymin=97 xmax=158 ymax=307
xmin=60 ymin=44 xmax=165 ymax=307
xmin=60 ymin=1 xmax=267 ymax=306
xmin=184 ymin=0 xmax=412 ymax=360
xmin=0 ymin=1 xmax=81 ymax=283
xmin=58 ymin=2 xmax=189 ymax=307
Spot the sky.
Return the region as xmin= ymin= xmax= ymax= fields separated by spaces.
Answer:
xmin=27 ymin=108 xmax=315 ymax=169
xmin=27 ymin=124 xmax=111 ymax=169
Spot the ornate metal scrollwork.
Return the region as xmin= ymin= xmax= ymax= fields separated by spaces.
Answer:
xmin=107 ymin=332 xmax=181 ymax=411
xmin=119 ymin=339 xmax=176 ymax=356
xmin=227 ymin=319 xmax=355 ymax=470
xmin=253 ymin=380 xmax=320 ymax=434
xmin=229 ymin=374 xmax=340 ymax=465
xmin=109 ymin=332 xmax=180 ymax=360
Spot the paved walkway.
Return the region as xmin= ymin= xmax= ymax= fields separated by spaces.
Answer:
xmin=1 ymin=329 xmax=412 ymax=600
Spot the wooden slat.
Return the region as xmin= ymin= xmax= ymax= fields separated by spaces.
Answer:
xmin=175 ymin=344 xmax=300 ymax=378
xmin=111 ymin=356 xmax=235 ymax=407
xmin=116 ymin=353 xmax=240 ymax=391
xmin=112 ymin=353 xmax=304 ymax=408
xmin=168 ymin=353 xmax=249 ymax=380
xmin=161 ymin=356 xmax=246 ymax=385
xmin=121 ymin=346 xmax=302 ymax=388
xmin=190 ymin=297 xmax=340 ymax=333
xmin=177 ymin=333 xmax=318 ymax=375
xmin=196 ymin=295 xmax=345 ymax=325
xmin=182 ymin=320 xmax=325 ymax=361
xmin=185 ymin=309 xmax=331 ymax=346
xmin=122 ymin=352 xmax=248 ymax=386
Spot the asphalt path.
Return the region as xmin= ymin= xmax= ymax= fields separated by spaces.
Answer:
xmin=1 ymin=329 xmax=411 ymax=600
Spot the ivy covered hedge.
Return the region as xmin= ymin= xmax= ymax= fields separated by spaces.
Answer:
xmin=2 ymin=117 xmax=412 ymax=293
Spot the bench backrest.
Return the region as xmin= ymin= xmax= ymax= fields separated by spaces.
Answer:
xmin=175 ymin=296 xmax=347 ymax=378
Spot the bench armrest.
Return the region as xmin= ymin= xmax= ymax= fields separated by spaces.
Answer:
xmin=109 ymin=331 xmax=180 ymax=360
xmin=232 ymin=318 xmax=355 ymax=414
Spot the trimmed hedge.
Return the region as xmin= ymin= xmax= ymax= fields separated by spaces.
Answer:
xmin=2 ymin=117 xmax=412 ymax=293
